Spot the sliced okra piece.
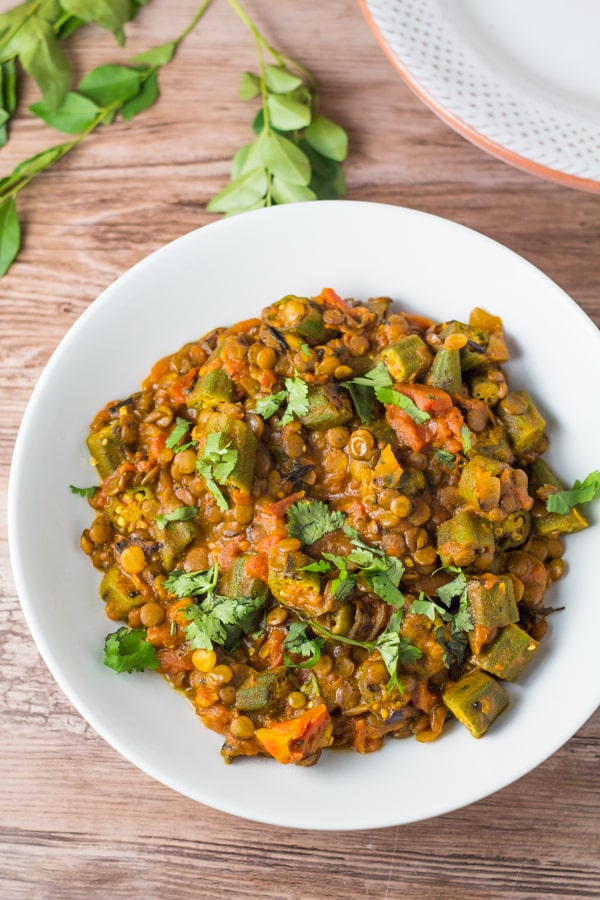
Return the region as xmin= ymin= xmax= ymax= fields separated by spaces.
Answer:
xmin=235 ymin=667 xmax=290 ymax=712
xmin=426 ymin=346 xmax=462 ymax=394
xmin=436 ymin=510 xmax=494 ymax=567
xmin=458 ymin=455 xmax=502 ymax=511
xmin=528 ymin=458 xmax=588 ymax=536
xmin=268 ymin=550 xmax=328 ymax=616
xmin=300 ymin=384 xmax=353 ymax=431
xmin=439 ymin=321 xmax=509 ymax=370
xmin=469 ymin=369 xmax=507 ymax=407
xmin=158 ymin=520 xmax=201 ymax=570
xmin=220 ymin=555 xmax=269 ymax=602
xmin=496 ymin=391 xmax=546 ymax=455
xmin=472 ymin=623 xmax=539 ymax=682
xmin=188 ymin=368 xmax=234 ymax=408
xmin=100 ymin=566 xmax=145 ymax=620
xmin=442 ymin=669 xmax=509 ymax=738
xmin=466 ymin=574 xmax=519 ymax=629
xmin=267 ymin=295 xmax=331 ymax=346
xmin=380 ymin=334 xmax=432 ymax=382
xmin=87 ymin=421 xmax=126 ymax=479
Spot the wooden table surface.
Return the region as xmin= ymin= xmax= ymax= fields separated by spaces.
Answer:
xmin=1 ymin=1 xmax=599 ymax=897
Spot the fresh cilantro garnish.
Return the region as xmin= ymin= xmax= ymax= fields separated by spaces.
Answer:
xmin=156 ymin=506 xmax=198 ymax=530
xmin=282 ymin=621 xmax=325 ymax=668
xmin=103 ymin=627 xmax=159 ymax=674
xmin=433 ymin=448 xmax=456 ymax=468
xmin=255 ymin=372 xmax=309 ymax=426
xmin=343 ymin=362 xmax=392 ymax=424
xmin=460 ymin=425 xmax=473 ymax=453
xmin=409 ymin=566 xmax=473 ymax=669
xmin=163 ymin=564 xmax=219 ymax=598
xmin=299 ymin=342 xmax=311 ymax=357
xmin=375 ymin=609 xmax=422 ymax=691
xmin=166 ymin=416 xmax=193 ymax=450
xmin=375 ymin=386 xmax=431 ymax=425
xmin=196 ymin=431 xmax=238 ymax=511
xmin=300 ymin=559 xmax=333 ymax=573
xmin=287 ymin=499 xmax=345 ymax=546
xmin=183 ymin=593 xmax=265 ymax=651
xmin=435 ymin=626 xmax=468 ymax=674
xmin=343 ymin=526 xmax=405 ymax=606
xmin=164 ymin=563 xmax=265 ymax=651
xmin=69 ymin=484 xmax=97 ymax=498
xmin=546 ymin=470 xmax=600 ymax=514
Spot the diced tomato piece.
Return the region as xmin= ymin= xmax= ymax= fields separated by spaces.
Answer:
xmin=255 ymin=702 xmax=332 ymax=764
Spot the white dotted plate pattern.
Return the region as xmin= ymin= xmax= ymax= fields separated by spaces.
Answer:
xmin=362 ymin=0 xmax=600 ymax=190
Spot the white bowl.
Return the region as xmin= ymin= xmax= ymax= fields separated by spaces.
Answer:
xmin=8 ymin=201 xmax=600 ymax=829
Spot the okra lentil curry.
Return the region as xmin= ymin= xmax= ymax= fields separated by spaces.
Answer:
xmin=79 ymin=288 xmax=588 ymax=766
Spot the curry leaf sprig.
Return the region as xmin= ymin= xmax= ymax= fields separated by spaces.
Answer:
xmin=0 ymin=0 xmax=148 ymax=144
xmin=206 ymin=0 xmax=348 ymax=214
xmin=0 ymin=1 xmax=211 ymax=277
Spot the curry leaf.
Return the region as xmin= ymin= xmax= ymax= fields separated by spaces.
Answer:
xmin=265 ymin=64 xmax=302 ymax=94
xmin=263 ymin=133 xmax=311 ymax=186
xmin=206 ymin=167 xmax=268 ymax=215
xmin=18 ymin=16 xmax=70 ymax=112
xmin=267 ymin=93 xmax=311 ymax=130
xmin=60 ymin=0 xmax=132 ymax=46
xmin=78 ymin=64 xmax=142 ymax=106
xmin=239 ymin=70 xmax=261 ymax=99
xmin=0 ymin=198 xmax=20 ymax=277
xmin=121 ymin=69 xmax=159 ymax=120
xmin=304 ymin=115 xmax=348 ymax=162
xmin=271 ymin=177 xmax=316 ymax=204
xmin=30 ymin=91 xmax=100 ymax=133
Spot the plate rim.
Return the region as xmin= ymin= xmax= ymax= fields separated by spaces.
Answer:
xmin=358 ymin=0 xmax=600 ymax=194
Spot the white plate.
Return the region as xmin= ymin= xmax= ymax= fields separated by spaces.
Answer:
xmin=360 ymin=0 xmax=600 ymax=191
xmin=8 ymin=201 xmax=600 ymax=829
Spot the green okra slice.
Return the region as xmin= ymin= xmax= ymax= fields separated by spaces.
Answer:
xmin=469 ymin=369 xmax=506 ymax=407
xmin=496 ymin=391 xmax=546 ymax=455
xmin=466 ymin=574 xmax=519 ymax=629
xmin=380 ymin=334 xmax=432 ymax=382
xmin=87 ymin=421 xmax=126 ymax=479
xmin=100 ymin=566 xmax=146 ymax=620
xmin=220 ymin=555 xmax=269 ymax=602
xmin=472 ymin=624 xmax=539 ymax=682
xmin=426 ymin=346 xmax=462 ymax=394
xmin=436 ymin=510 xmax=495 ymax=567
xmin=235 ymin=667 xmax=289 ymax=712
xmin=267 ymin=295 xmax=331 ymax=346
xmin=300 ymin=384 xmax=354 ymax=431
xmin=188 ymin=368 xmax=234 ymax=408
xmin=202 ymin=412 xmax=257 ymax=493
xmin=443 ymin=669 xmax=510 ymax=738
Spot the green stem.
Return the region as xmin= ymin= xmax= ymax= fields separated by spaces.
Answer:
xmin=174 ymin=0 xmax=214 ymax=46
xmin=226 ymin=0 xmax=315 ymax=88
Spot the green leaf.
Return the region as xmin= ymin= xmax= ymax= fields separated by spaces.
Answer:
xmin=239 ymin=70 xmax=261 ymax=99
xmin=255 ymin=389 xmax=287 ymax=420
xmin=267 ymin=94 xmax=311 ymax=131
xmin=30 ymin=91 xmax=99 ymax=133
xmin=351 ymin=362 xmax=393 ymax=388
xmin=230 ymin=132 xmax=267 ymax=178
xmin=265 ymin=64 xmax=303 ymax=94
xmin=156 ymin=505 xmax=198 ymax=529
xmin=252 ymin=107 xmax=264 ymax=135
xmin=60 ymin=0 xmax=131 ymax=46
xmin=283 ymin=621 xmax=324 ymax=668
xmin=2 ymin=60 xmax=17 ymax=114
xmin=263 ymin=133 xmax=311 ymax=186
xmin=287 ymin=499 xmax=345 ymax=546
xmin=304 ymin=115 xmax=348 ymax=162
xmin=165 ymin=416 xmax=192 ymax=450
xmin=120 ymin=68 xmax=159 ymax=120
xmin=18 ymin=17 xmax=70 ymax=112
xmin=131 ymin=41 xmax=176 ymax=67
xmin=78 ymin=64 xmax=142 ymax=107
xmin=0 ymin=198 xmax=20 ymax=278
xmin=271 ymin=177 xmax=316 ymax=204
xmin=0 ymin=108 xmax=8 ymax=127
xmin=12 ymin=143 xmax=68 ymax=178
xmin=182 ymin=592 xmax=265 ymax=651
xmin=434 ymin=448 xmax=455 ymax=468
xmin=460 ymin=425 xmax=473 ymax=453
xmin=375 ymin=386 xmax=431 ymax=424
xmin=69 ymin=484 xmax=97 ymax=498
xmin=104 ymin=627 xmax=159 ymax=673
xmin=163 ymin=565 xmax=219 ymax=598
xmin=206 ymin=167 xmax=268 ymax=215
xmin=546 ymin=470 xmax=600 ymax=514
xmin=280 ymin=372 xmax=309 ymax=425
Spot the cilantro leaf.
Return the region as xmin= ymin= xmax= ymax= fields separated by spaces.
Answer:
xmin=349 ymin=362 xmax=393 ymax=388
xmin=166 ymin=416 xmax=192 ymax=450
xmin=375 ymin=386 xmax=431 ymax=425
xmin=103 ymin=627 xmax=159 ymax=673
xmin=283 ymin=621 xmax=324 ymax=668
xmin=300 ymin=559 xmax=332 ymax=573
xmin=196 ymin=432 xmax=238 ymax=511
xmin=69 ymin=484 xmax=96 ymax=498
xmin=254 ymin=373 xmax=309 ymax=426
xmin=280 ymin=373 xmax=309 ymax=425
xmin=410 ymin=592 xmax=438 ymax=621
xmin=433 ymin=448 xmax=455 ymax=468
xmin=546 ymin=470 xmax=600 ymax=514
xmin=343 ymin=362 xmax=392 ymax=424
xmin=156 ymin=506 xmax=198 ymax=530
xmin=375 ymin=610 xmax=421 ymax=690
xmin=287 ymin=499 xmax=345 ymax=546
xmin=460 ymin=425 xmax=473 ymax=453
xmin=435 ymin=569 xmax=473 ymax=634
xmin=435 ymin=626 xmax=468 ymax=674
xmin=183 ymin=593 xmax=265 ymax=651
xmin=255 ymin=390 xmax=287 ymax=419
xmin=163 ymin=565 xmax=219 ymax=598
